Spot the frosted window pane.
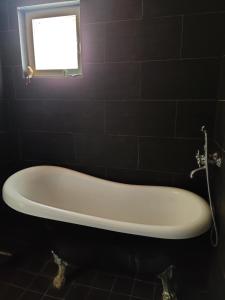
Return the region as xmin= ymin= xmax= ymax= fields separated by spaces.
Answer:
xmin=32 ymin=15 xmax=78 ymax=70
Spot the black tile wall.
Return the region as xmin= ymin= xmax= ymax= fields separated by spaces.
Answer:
xmin=208 ymin=143 xmax=225 ymax=298
xmin=0 ymin=30 xmax=21 ymax=66
xmin=81 ymin=0 xmax=141 ymax=23
xmin=136 ymin=16 xmax=181 ymax=61
xmin=107 ymin=168 xmax=174 ymax=186
xmin=0 ymin=132 xmax=15 ymax=162
xmin=21 ymin=132 xmax=75 ymax=163
xmin=83 ymin=23 xmax=106 ymax=63
xmin=0 ymin=59 xmax=16 ymax=191
xmin=103 ymin=63 xmax=140 ymax=100
xmin=143 ymin=0 xmax=225 ymax=17
xmin=0 ymin=0 xmax=223 ymax=196
xmin=211 ymin=14 xmax=225 ymax=296
xmin=76 ymin=134 xmax=138 ymax=169
xmin=176 ymin=101 xmax=216 ymax=138
xmin=105 ymin=17 xmax=181 ymax=62
xmin=218 ymin=58 xmax=225 ymax=99
xmin=1 ymin=1 xmax=225 ymax=298
xmin=209 ymin=257 xmax=225 ymax=300
xmin=105 ymin=102 xmax=176 ymax=136
xmin=139 ymin=137 xmax=200 ymax=173
xmin=0 ymin=101 xmax=8 ymax=131
xmin=13 ymin=101 xmax=46 ymax=131
xmin=105 ymin=21 xmax=137 ymax=62
xmin=0 ymin=2 xmax=8 ymax=31
xmin=214 ymin=102 xmax=225 ymax=147
xmin=43 ymin=101 xmax=104 ymax=133
xmin=1 ymin=67 xmax=15 ymax=100
xmin=182 ymin=13 xmax=225 ymax=58
xmin=141 ymin=59 xmax=220 ymax=99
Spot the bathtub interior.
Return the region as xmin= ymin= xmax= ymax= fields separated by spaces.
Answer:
xmin=8 ymin=166 xmax=210 ymax=228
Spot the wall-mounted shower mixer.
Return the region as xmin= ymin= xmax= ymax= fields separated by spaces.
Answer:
xmin=190 ymin=126 xmax=222 ymax=179
xmin=195 ymin=149 xmax=221 ymax=168
xmin=190 ymin=125 xmax=221 ymax=247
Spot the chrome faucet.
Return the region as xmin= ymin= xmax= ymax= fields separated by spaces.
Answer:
xmin=190 ymin=149 xmax=206 ymax=178
xmin=190 ymin=126 xmax=222 ymax=179
xmin=190 ymin=166 xmax=206 ymax=179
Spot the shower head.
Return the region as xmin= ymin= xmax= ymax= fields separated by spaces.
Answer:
xmin=201 ymin=125 xmax=206 ymax=133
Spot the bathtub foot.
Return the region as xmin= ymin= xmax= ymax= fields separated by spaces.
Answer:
xmin=52 ymin=251 xmax=68 ymax=289
xmin=158 ymin=265 xmax=177 ymax=300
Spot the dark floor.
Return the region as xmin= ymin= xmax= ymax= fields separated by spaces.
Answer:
xmin=0 ymin=249 xmax=210 ymax=300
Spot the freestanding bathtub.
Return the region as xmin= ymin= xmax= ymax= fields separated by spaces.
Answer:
xmin=2 ymin=165 xmax=211 ymax=240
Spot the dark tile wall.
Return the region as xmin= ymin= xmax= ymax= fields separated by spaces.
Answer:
xmin=212 ymin=56 xmax=225 ymax=299
xmin=0 ymin=0 xmax=223 ymax=197
xmin=0 ymin=1 xmax=225 ymax=297
xmin=0 ymin=50 xmax=16 ymax=187
xmin=0 ymin=48 xmax=19 ymax=228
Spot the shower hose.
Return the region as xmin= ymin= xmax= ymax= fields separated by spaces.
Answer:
xmin=202 ymin=127 xmax=219 ymax=247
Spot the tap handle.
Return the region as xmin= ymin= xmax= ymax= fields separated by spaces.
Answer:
xmin=201 ymin=125 xmax=206 ymax=133
xmin=195 ymin=150 xmax=201 ymax=167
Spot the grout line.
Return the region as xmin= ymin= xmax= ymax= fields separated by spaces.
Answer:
xmin=152 ymin=284 xmax=158 ymax=300
xmin=107 ymin=276 xmax=117 ymax=300
xmin=6 ymin=1 xmax=10 ymax=32
xmin=216 ymin=56 xmax=224 ymax=100
xmin=17 ymin=129 xmax=203 ymax=140
xmin=129 ymin=277 xmax=136 ymax=300
xmin=103 ymin=101 xmax=106 ymax=134
xmin=19 ymin=158 xmax=196 ymax=176
xmin=18 ymin=257 xmax=52 ymax=300
xmin=110 ymin=277 xmax=117 ymax=293
xmin=73 ymin=134 xmax=78 ymax=163
xmin=0 ymin=277 xmax=157 ymax=300
xmin=84 ymin=271 xmax=98 ymax=300
xmin=83 ymin=17 xmax=144 ymax=26
xmin=0 ymin=29 xmax=19 ymax=33
xmin=63 ymin=284 xmax=74 ymax=300
xmin=174 ymin=101 xmax=178 ymax=137
xmin=11 ymin=66 xmax=18 ymax=101
xmin=137 ymin=136 xmax=140 ymax=169
xmin=103 ymin=22 xmax=106 ymax=63
xmin=214 ymin=139 xmax=225 ymax=153
xmin=16 ymin=268 xmax=53 ymax=278
xmin=102 ymin=57 xmax=219 ymax=63
xmin=81 ymin=57 xmax=220 ymax=64
xmin=4 ymin=57 xmax=218 ymax=69
xmin=17 ymin=130 xmax=23 ymax=163
xmin=13 ymin=98 xmax=217 ymax=102
xmin=80 ymin=10 xmax=225 ymax=26
xmin=71 ymin=283 xmax=155 ymax=300
xmin=135 ymin=135 xmax=202 ymax=140
xmin=179 ymin=15 xmax=184 ymax=58
xmin=138 ymin=63 xmax=142 ymax=98
xmin=141 ymin=0 xmax=144 ymax=19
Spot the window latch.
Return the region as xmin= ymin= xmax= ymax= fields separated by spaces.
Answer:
xmin=24 ymin=66 xmax=33 ymax=86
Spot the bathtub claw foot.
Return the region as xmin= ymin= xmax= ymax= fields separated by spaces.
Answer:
xmin=158 ymin=265 xmax=177 ymax=300
xmin=52 ymin=251 xmax=68 ymax=289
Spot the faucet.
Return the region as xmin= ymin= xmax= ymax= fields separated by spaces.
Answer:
xmin=190 ymin=149 xmax=206 ymax=178
xmin=190 ymin=126 xmax=222 ymax=179
xmin=190 ymin=166 xmax=206 ymax=179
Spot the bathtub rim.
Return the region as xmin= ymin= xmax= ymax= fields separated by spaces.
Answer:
xmin=2 ymin=165 xmax=212 ymax=240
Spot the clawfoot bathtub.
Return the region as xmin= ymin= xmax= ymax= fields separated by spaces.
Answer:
xmin=2 ymin=165 xmax=211 ymax=239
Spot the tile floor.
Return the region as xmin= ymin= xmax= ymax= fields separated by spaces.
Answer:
xmin=0 ymin=250 xmax=210 ymax=300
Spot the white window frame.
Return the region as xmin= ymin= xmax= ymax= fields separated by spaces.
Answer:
xmin=18 ymin=1 xmax=82 ymax=78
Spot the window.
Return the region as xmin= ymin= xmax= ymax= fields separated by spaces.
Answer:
xmin=18 ymin=1 xmax=81 ymax=78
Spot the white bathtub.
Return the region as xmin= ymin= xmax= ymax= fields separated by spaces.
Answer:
xmin=2 ymin=166 xmax=211 ymax=239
